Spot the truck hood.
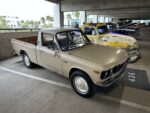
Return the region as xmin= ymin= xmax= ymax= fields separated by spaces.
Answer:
xmin=69 ymin=44 xmax=127 ymax=69
xmin=99 ymin=33 xmax=137 ymax=48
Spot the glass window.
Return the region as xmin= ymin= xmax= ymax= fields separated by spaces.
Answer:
xmin=42 ymin=33 xmax=55 ymax=49
xmin=56 ymin=30 xmax=90 ymax=51
xmin=97 ymin=25 xmax=109 ymax=34
xmin=83 ymin=27 xmax=92 ymax=35
xmin=83 ymin=27 xmax=96 ymax=35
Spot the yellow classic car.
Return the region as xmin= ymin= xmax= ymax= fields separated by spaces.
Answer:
xmin=81 ymin=23 xmax=140 ymax=63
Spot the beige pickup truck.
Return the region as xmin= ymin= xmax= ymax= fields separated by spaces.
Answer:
xmin=11 ymin=28 xmax=127 ymax=98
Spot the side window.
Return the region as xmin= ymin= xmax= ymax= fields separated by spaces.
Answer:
xmin=83 ymin=27 xmax=96 ymax=35
xmin=42 ymin=33 xmax=54 ymax=49
xmin=84 ymin=27 xmax=92 ymax=35
xmin=57 ymin=32 xmax=69 ymax=50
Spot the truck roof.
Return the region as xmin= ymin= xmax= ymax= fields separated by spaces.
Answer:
xmin=40 ymin=28 xmax=80 ymax=35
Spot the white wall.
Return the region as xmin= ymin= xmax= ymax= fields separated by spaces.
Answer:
xmin=0 ymin=32 xmax=38 ymax=60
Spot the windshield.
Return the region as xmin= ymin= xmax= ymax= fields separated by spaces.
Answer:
xmin=97 ymin=25 xmax=109 ymax=34
xmin=56 ymin=30 xmax=91 ymax=51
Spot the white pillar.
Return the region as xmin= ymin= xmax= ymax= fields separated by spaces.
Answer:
xmin=92 ymin=15 xmax=98 ymax=23
xmin=104 ymin=16 xmax=106 ymax=23
xmin=80 ymin=11 xmax=86 ymax=25
xmin=53 ymin=3 xmax=64 ymax=27
xmin=54 ymin=4 xmax=60 ymax=27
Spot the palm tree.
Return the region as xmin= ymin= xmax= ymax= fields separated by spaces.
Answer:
xmin=46 ymin=16 xmax=54 ymax=22
xmin=29 ymin=20 xmax=34 ymax=28
xmin=37 ymin=21 xmax=41 ymax=25
xmin=33 ymin=21 xmax=40 ymax=28
xmin=40 ymin=17 xmax=45 ymax=25
xmin=66 ymin=13 xmax=72 ymax=26
xmin=21 ymin=20 xmax=24 ymax=23
xmin=74 ymin=11 xmax=80 ymax=19
xmin=0 ymin=17 xmax=10 ymax=28
xmin=18 ymin=20 xmax=24 ymax=28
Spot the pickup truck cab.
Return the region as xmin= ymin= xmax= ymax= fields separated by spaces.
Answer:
xmin=11 ymin=28 xmax=127 ymax=98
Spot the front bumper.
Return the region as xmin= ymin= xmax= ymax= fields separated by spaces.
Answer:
xmin=96 ymin=62 xmax=127 ymax=87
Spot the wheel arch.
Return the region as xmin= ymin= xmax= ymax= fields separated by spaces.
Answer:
xmin=69 ymin=68 xmax=94 ymax=84
xmin=20 ymin=50 xmax=26 ymax=55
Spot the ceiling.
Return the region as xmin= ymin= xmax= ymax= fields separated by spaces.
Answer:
xmin=46 ymin=0 xmax=150 ymax=19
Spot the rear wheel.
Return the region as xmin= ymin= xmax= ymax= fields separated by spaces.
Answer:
xmin=22 ymin=53 xmax=34 ymax=68
xmin=70 ymin=71 xmax=96 ymax=98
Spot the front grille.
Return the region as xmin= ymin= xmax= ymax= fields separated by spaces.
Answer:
xmin=100 ymin=63 xmax=125 ymax=80
xmin=113 ymin=63 xmax=124 ymax=74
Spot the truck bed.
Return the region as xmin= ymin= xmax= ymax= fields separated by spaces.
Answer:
xmin=17 ymin=36 xmax=37 ymax=45
xmin=11 ymin=36 xmax=38 ymax=64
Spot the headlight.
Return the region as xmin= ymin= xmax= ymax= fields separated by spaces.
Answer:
xmin=101 ymin=71 xmax=109 ymax=79
xmin=100 ymin=63 xmax=125 ymax=79
xmin=100 ymin=69 xmax=113 ymax=79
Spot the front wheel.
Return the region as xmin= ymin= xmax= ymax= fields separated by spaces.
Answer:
xmin=70 ymin=71 xmax=96 ymax=98
xmin=22 ymin=53 xmax=34 ymax=68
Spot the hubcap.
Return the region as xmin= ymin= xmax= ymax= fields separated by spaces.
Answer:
xmin=130 ymin=55 xmax=138 ymax=61
xmin=129 ymin=50 xmax=139 ymax=62
xmin=24 ymin=55 xmax=30 ymax=66
xmin=74 ymin=76 xmax=89 ymax=94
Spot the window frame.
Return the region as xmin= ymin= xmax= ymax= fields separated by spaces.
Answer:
xmin=41 ymin=32 xmax=57 ymax=50
xmin=55 ymin=29 xmax=91 ymax=51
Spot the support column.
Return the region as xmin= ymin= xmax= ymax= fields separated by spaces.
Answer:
xmin=53 ymin=1 xmax=64 ymax=27
xmin=60 ymin=11 xmax=64 ymax=27
xmin=85 ymin=11 xmax=87 ymax=23
xmin=80 ymin=11 xmax=87 ymax=25
xmin=92 ymin=15 xmax=98 ymax=23
xmin=104 ymin=16 xmax=106 ymax=23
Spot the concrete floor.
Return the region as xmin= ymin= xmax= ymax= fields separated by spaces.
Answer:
xmin=0 ymin=28 xmax=150 ymax=113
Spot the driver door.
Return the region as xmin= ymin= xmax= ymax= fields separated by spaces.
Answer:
xmin=36 ymin=33 xmax=62 ymax=74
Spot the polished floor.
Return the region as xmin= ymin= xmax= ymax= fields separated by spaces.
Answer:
xmin=0 ymin=28 xmax=150 ymax=113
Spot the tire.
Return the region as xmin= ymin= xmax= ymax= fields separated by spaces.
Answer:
xmin=22 ymin=53 xmax=34 ymax=68
xmin=70 ymin=71 xmax=96 ymax=98
xmin=127 ymin=52 xmax=140 ymax=63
